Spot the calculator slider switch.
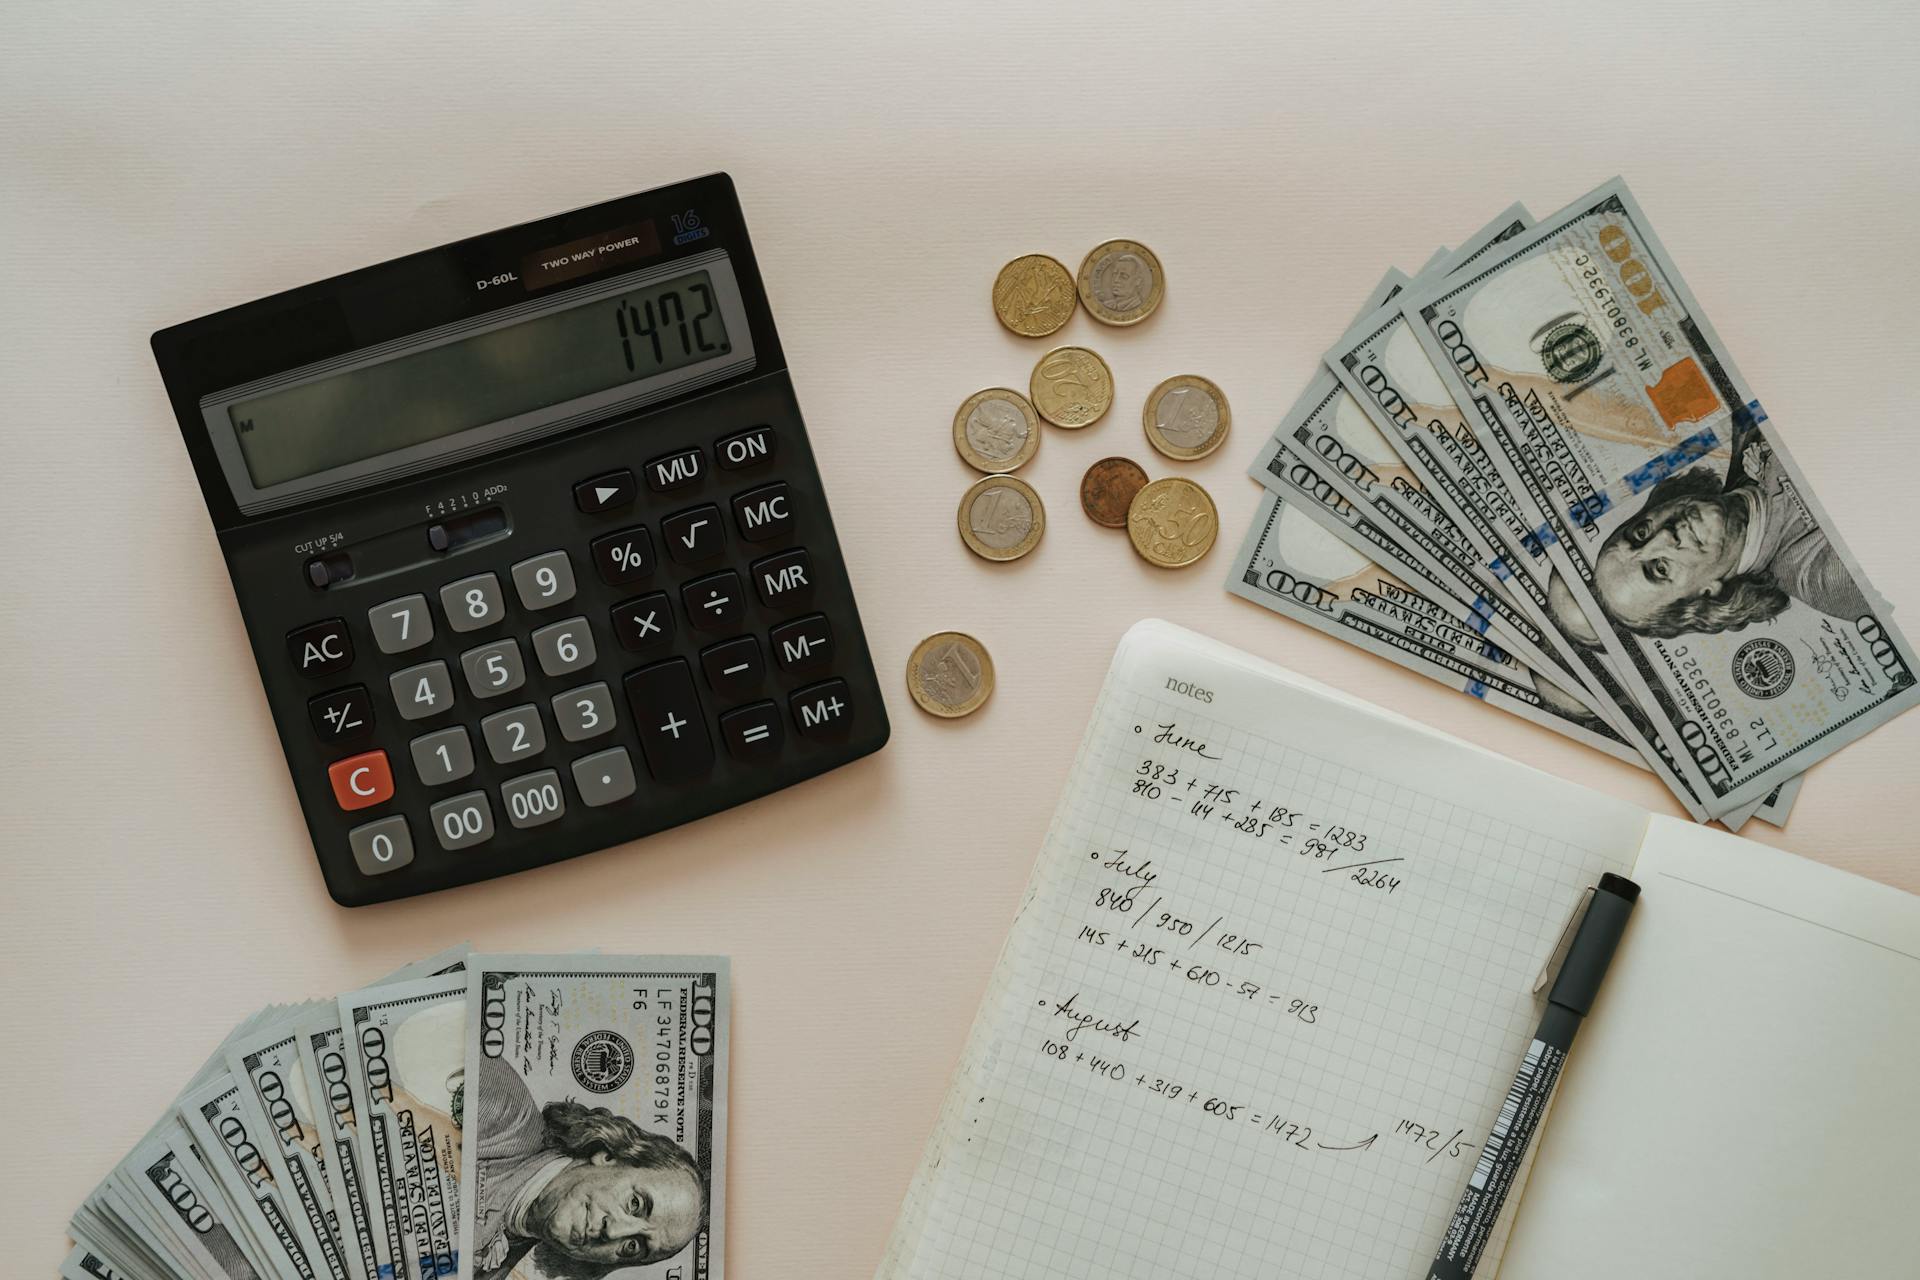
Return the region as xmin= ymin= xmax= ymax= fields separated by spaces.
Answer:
xmin=574 ymin=470 xmax=637 ymax=514
xmin=328 ymin=749 xmax=395 ymax=811
xmin=427 ymin=506 xmax=509 ymax=554
xmin=305 ymin=551 xmax=354 ymax=589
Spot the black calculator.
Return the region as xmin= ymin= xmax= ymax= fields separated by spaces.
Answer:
xmin=152 ymin=174 xmax=889 ymax=906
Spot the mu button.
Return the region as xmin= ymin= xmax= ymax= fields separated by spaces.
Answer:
xmin=789 ymin=679 xmax=853 ymax=741
xmin=328 ymin=750 xmax=394 ymax=811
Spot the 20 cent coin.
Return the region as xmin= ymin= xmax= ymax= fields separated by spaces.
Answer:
xmin=991 ymin=254 xmax=1077 ymax=337
xmin=1029 ymin=346 xmax=1114 ymax=429
xmin=958 ymin=474 xmax=1045 ymax=562
xmin=906 ymin=631 xmax=995 ymax=718
xmin=952 ymin=388 xmax=1041 ymax=474
xmin=1080 ymin=457 xmax=1149 ymax=528
xmin=1127 ymin=476 xmax=1218 ymax=568
xmin=1076 ymin=239 xmax=1164 ymax=326
xmin=1143 ymin=375 xmax=1231 ymax=460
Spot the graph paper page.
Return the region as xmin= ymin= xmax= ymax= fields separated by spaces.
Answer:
xmin=877 ymin=620 xmax=1647 ymax=1280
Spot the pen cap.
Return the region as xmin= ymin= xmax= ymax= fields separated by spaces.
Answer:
xmin=1546 ymin=873 xmax=1640 ymax=1017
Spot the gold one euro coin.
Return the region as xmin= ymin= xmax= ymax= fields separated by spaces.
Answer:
xmin=1029 ymin=345 xmax=1114 ymax=429
xmin=1127 ymin=476 xmax=1218 ymax=568
xmin=958 ymin=474 xmax=1045 ymax=562
xmin=991 ymin=254 xmax=1077 ymax=337
xmin=1076 ymin=239 xmax=1164 ymax=326
xmin=1143 ymin=374 xmax=1231 ymax=460
xmin=906 ymin=631 xmax=995 ymax=718
xmin=951 ymin=388 xmax=1041 ymax=474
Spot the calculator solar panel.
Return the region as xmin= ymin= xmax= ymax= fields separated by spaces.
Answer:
xmin=152 ymin=174 xmax=889 ymax=906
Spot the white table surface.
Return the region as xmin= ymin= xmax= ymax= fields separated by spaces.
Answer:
xmin=5 ymin=3 xmax=1917 ymax=1276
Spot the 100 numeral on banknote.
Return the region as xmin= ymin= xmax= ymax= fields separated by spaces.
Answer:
xmin=1400 ymin=178 xmax=1918 ymax=816
xmin=457 ymin=956 xmax=729 ymax=1280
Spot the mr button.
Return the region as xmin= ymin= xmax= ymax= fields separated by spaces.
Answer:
xmin=752 ymin=549 xmax=813 ymax=610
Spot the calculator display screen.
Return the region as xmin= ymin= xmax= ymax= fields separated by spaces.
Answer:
xmin=227 ymin=269 xmax=733 ymax=489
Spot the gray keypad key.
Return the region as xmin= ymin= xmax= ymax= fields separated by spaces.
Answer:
xmin=348 ymin=815 xmax=414 ymax=876
xmin=460 ymin=638 xmax=525 ymax=699
xmin=409 ymin=726 xmax=474 ymax=786
xmin=501 ymin=768 xmax=567 ymax=829
xmin=390 ymin=660 xmax=455 ymax=721
xmin=570 ymin=748 xmax=637 ymax=807
xmin=441 ymin=573 xmax=506 ymax=633
xmin=552 ymin=682 xmax=616 ymax=742
xmin=511 ymin=550 xmax=577 ymax=611
xmin=480 ymin=704 xmax=546 ymax=765
xmin=369 ymin=594 xmax=434 ymax=654
xmin=429 ymin=790 xmax=495 ymax=850
xmin=531 ymin=616 xmax=596 ymax=677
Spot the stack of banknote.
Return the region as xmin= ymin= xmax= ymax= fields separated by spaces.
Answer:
xmin=1227 ymin=177 xmax=1918 ymax=830
xmin=62 ymin=949 xmax=729 ymax=1280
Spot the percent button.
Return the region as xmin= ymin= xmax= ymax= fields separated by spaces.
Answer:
xmin=591 ymin=527 xmax=655 ymax=586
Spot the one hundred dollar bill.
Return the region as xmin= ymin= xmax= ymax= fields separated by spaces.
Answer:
xmin=1227 ymin=490 xmax=1643 ymax=764
xmin=338 ymin=974 xmax=471 ymax=1280
xmin=129 ymin=1127 xmax=267 ymax=1280
xmin=60 ymin=1240 xmax=133 ymax=1280
xmin=1398 ymin=177 xmax=1918 ymax=816
xmin=180 ymin=1071 xmax=330 ymax=1280
xmin=455 ymin=955 xmax=729 ymax=1280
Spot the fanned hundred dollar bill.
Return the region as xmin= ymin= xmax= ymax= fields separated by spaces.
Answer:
xmin=1397 ymin=177 xmax=1916 ymax=817
xmin=456 ymin=955 xmax=729 ymax=1280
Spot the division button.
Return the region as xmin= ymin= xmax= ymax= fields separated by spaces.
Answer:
xmin=409 ymin=726 xmax=475 ymax=786
xmin=623 ymin=659 xmax=715 ymax=782
xmin=288 ymin=618 xmax=353 ymax=678
xmin=682 ymin=570 xmax=746 ymax=632
xmin=751 ymin=548 xmax=814 ymax=610
xmin=645 ymin=447 xmax=704 ymax=492
xmin=611 ymin=592 xmax=674 ymax=652
xmin=309 ymin=684 xmax=374 ymax=744
xmin=500 ymin=769 xmax=566 ymax=830
xmin=570 ymin=747 xmax=637 ymax=807
xmin=440 ymin=572 xmax=506 ymax=633
xmin=348 ymin=815 xmax=414 ymax=877
xmin=429 ymin=790 xmax=495 ymax=851
xmin=574 ymin=469 xmax=637 ymax=513
xmin=327 ymin=749 xmax=394 ymax=811
xmin=552 ymin=681 xmax=617 ymax=742
xmin=769 ymin=614 xmax=834 ymax=672
xmin=369 ymin=594 xmax=434 ymax=654
xmin=719 ymin=701 xmax=785 ymax=762
xmin=731 ymin=482 xmax=793 ymax=543
xmin=789 ymin=678 xmax=854 ymax=741
xmin=700 ymin=636 xmax=764 ymax=700
xmin=662 ymin=504 xmax=725 ymax=565
xmin=591 ymin=526 xmax=655 ymax=585
xmin=715 ymin=425 xmax=775 ymax=470
xmin=390 ymin=660 xmax=455 ymax=721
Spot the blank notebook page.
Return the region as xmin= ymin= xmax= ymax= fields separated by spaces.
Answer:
xmin=877 ymin=621 xmax=1648 ymax=1280
xmin=1497 ymin=816 xmax=1920 ymax=1278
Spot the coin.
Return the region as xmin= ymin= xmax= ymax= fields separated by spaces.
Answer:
xmin=958 ymin=474 xmax=1045 ymax=562
xmin=951 ymin=388 xmax=1041 ymax=474
xmin=906 ymin=631 xmax=996 ymax=718
xmin=1126 ymin=476 xmax=1218 ymax=568
xmin=1080 ymin=457 xmax=1149 ymax=528
xmin=1142 ymin=374 xmax=1231 ymax=460
xmin=1076 ymin=239 xmax=1165 ymax=326
xmin=1028 ymin=346 xmax=1114 ymax=429
xmin=991 ymin=254 xmax=1077 ymax=337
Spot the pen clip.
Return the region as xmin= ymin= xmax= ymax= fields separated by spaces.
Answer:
xmin=1532 ymin=885 xmax=1593 ymax=995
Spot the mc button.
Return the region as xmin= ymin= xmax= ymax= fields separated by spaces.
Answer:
xmin=289 ymin=618 xmax=353 ymax=678
xmin=732 ymin=483 xmax=793 ymax=543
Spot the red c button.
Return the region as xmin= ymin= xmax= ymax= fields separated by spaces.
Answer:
xmin=328 ymin=750 xmax=394 ymax=811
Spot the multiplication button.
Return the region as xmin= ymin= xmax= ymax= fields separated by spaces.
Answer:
xmin=612 ymin=593 xmax=674 ymax=653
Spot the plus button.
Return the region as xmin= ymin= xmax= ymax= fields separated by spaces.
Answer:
xmin=660 ymin=711 xmax=687 ymax=739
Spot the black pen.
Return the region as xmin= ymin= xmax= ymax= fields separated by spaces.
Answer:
xmin=1424 ymin=872 xmax=1640 ymax=1280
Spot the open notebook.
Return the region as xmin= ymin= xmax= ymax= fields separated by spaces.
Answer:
xmin=876 ymin=620 xmax=1919 ymax=1280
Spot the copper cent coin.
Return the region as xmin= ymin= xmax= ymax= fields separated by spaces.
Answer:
xmin=991 ymin=254 xmax=1077 ymax=337
xmin=957 ymin=474 xmax=1045 ymax=562
xmin=1080 ymin=457 xmax=1150 ymax=528
xmin=906 ymin=631 xmax=996 ymax=718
